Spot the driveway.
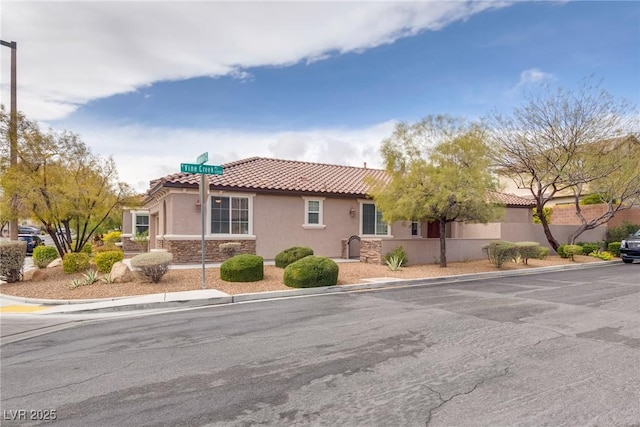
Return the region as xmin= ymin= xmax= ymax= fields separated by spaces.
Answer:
xmin=1 ymin=264 xmax=638 ymax=426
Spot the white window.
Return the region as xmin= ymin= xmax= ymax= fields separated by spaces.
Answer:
xmin=133 ymin=212 xmax=149 ymax=235
xmin=361 ymin=203 xmax=389 ymax=236
xmin=211 ymin=196 xmax=250 ymax=235
xmin=303 ymin=197 xmax=326 ymax=229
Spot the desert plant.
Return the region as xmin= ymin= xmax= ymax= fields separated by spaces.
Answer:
xmin=488 ymin=241 xmax=518 ymax=268
xmin=62 ymin=252 xmax=91 ymax=274
xmin=577 ymin=242 xmax=601 ymax=255
xmin=32 ymin=245 xmax=59 ymax=268
xmin=220 ymin=254 xmax=264 ymax=282
xmin=69 ymin=278 xmax=85 ymax=290
xmin=384 ymin=246 xmax=408 ymax=267
xmin=589 ymin=250 xmax=614 ymax=261
xmin=219 ymin=242 xmax=242 ymax=259
xmin=283 ymin=256 xmax=339 ymax=288
xmin=608 ymin=242 xmax=621 ymax=257
xmin=80 ymin=242 xmax=93 ymax=255
xmin=102 ymin=230 xmax=122 ymax=245
xmin=562 ymin=244 xmax=584 ymax=261
xmin=537 ymin=246 xmax=549 ymax=260
xmin=606 ymin=222 xmax=640 ymax=244
xmin=100 ymin=273 xmax=115 ymax=284
xmin=94 ymin=250 xmax=125 ymax=273
xmin=0 ymin=240 xmax=27 ymax=282
xmin=385 ymin=254 xmax=404 ymax=271
xmin=275 ymin=246 xmax=314 ymax=268
xmin=82 ymin=269 xmax=99 ymax=284
xmin=130 ymin=251 xmax=173 ymax=283
xmin=515 ymin=242 xmax=541 ymax=265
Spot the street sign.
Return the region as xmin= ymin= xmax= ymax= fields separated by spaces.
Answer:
xmin=196 ymin=152 xmax=208 ymax=165
xmin=180 ymin=163 xmax=223 ymax=175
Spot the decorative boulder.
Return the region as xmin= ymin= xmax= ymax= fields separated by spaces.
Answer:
xmin=110 ymin=261 xmax=133 ymax=283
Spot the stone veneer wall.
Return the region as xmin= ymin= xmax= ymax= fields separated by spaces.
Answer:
xmin=161 ymin=239 xmax=256 ymax=263
xmin=341 ymin=239 xmax=348 ymax=259
xmin=359 ymin=239 xmax=383 ymax=265
xmin=122 ymin=237 xmax=148 ymax=253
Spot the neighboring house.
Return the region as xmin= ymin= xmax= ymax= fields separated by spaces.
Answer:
xmin=122 ymin=157 xmax=605 ymax=264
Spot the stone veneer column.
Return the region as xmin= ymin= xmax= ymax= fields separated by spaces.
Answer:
xmin=359 ymin=239 xmax=383 ymax=265
xmin=162 ymin=239 xmax=257 ymax=264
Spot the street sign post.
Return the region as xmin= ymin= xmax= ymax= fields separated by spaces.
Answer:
xmin=196 ymin=152 xmax=208 ymax=165
xmin=180 ymin=158 xmax=224 ymax=289
xmin=180 ymin=163 xmax=223 ymax=175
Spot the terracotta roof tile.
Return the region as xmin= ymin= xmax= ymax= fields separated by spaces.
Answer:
xmin=158 ymin=157 xmax=389 ymax=197
xmin=487 ymin=191 xmax=536 ymax=207
xmin=153 ymin=157 xmax=535 ymax=207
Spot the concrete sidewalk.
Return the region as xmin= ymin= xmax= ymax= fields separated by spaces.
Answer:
xmin=0 ymin=260 xmax=620 ymax=315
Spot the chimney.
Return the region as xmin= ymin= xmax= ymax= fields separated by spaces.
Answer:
xmin=363 ymin=162 xmax=367 ymax=169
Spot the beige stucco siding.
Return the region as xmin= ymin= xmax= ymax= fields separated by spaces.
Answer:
xmin=253 ymin=194 xmax=361 ymax=259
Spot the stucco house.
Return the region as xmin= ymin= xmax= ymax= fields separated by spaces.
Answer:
xmin=120 ymin=156 xmax=579 ymax=265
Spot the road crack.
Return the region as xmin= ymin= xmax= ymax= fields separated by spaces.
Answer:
xmin=425 ymin=366 xmax=510 ymax=426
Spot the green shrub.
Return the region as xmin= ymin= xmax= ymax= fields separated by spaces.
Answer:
xmin=32 ymin=245 xmax=59 ymax=268
xmin=577 ymin=242 xmax=601 ymax=255
xmin=220 ymin=254 xmax=264 ymax=282
xmin=537 ymin=246 xmax=549 ymax=260
xmin=482 ymin=240 xmax=510 ymax=264
xmin=94 ymin=250 xmax=125 ymax=273
xmin=532 ymin=207 xmax=552 ymax=224
xmin=608 ymin=242 xmax=621 ymax=257
xmin=130 ymin=251 xmax=173 ymax=283
xmin=93 ymin=243 xmax=120 ymax=254
xmin=515 ymin=242 xmax=541 ymax=265
xmin=102 ymin=231 xmax=122 ymax=245
xmin=0 ymin=240 xmax=27 ymax=283
xmin=275 ymin=246 xmax=314 ymax=268
xmin=589 ymin=250 xmax=614 ymax=261
xmin=562 ymin=244 xmax=584 ymax=261
xmin=606 ymin=222 xmax=640 ymax=244
xmin=557 ymin=245 xmax=568 ymax=258
xmin=384 ymin=245 xmax=408 ymax=267
xmin=62 ymin=252 xmax=91 ymax=274
xmin=81 ymin=243 xmax=93 ymax=255
xmin=488 ymin=241 xmax=518 ymax=268
xmin=283 ymin=256 xmax=339 ymax=288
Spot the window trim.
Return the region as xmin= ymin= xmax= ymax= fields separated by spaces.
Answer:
xmin=209 ymin=193 xmax=254 ymax=236
xmin=359 ymin=201 xmax=391 ymax=237
xmin=302 ymin=196 xmax=326 ymax=229
xmin=132 ymin=210 xmax=150 ymax=236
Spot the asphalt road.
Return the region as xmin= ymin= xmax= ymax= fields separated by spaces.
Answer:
xmin=1 ymin=264 xmax=639 ymax=426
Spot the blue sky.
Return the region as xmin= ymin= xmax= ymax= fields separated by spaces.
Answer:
xmin=2 ymin=1 xmax=639 ymax=192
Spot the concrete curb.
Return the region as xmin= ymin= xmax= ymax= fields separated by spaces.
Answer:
xmin=0 ymin=260 xmax=622 ymax=314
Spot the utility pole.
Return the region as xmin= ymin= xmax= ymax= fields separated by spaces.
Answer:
xmin=1 ymin=40 xmax=17 ymax=240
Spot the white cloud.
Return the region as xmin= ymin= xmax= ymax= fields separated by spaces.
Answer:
xmin=1 ymin=1 xmax=514 ymax=121
xmin=507 ymin=68 xmax=555 ymax=95
xmin=74 ymin=120 xmax=397 ymax=193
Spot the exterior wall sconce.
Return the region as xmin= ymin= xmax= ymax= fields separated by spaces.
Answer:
xmin=349 ymin=207 xmax=356 ymax=217
xmin=195 ymin=199 xmax=201 ymax=211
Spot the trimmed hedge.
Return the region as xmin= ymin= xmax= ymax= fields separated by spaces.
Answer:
xmin=63 ymin=252 xmax=91 ymax=274
xmin=94 ymin=250 xmax=125 ymax=273
xmin=130 ymin=251 xmax=173 ymax=283
xmin=0 ymin=240 xmax=27 ymax=282
xmin=514 ymin=242 xmax=540 ymax=265
xmin=488 ymin=241 xmax=519 ymax=268
xmin=275 ymin=246 xmax=314 ymax=268
xmin=561 ymin=244 xmax=583 ymax=261
xmin=283 ymin=256 xmax=339 ymax=288
xmin=220 ymin=254 xmax=264 ymax=282
xmin=32 ymin=245 xmax=59 ymax=268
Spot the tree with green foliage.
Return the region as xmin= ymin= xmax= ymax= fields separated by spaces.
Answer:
xmin=368 ymin=115 xmax=502 ymax=267
xmin=488 ymin=80 xmax=639 ymax=249
xmin=0 ymin=105 xmax=137 ymax=258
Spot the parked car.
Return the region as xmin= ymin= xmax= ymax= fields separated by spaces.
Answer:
xmin=620 ymin=229 xmax=640 ymax=264
xmin=18 ymin=234 xmax=44 ymax=254
xmin=19 ymin=225 xmax=42 ymax=235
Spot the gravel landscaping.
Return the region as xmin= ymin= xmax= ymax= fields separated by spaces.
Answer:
xmin=0 ymin=255 xmax=603 ymax=301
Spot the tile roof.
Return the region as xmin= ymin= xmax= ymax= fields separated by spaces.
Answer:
xmin=487 ymin=191 xmax=536 ymax=207
xmin=150 ymin=156 xmax=535 ymax=207
xmin=154 ymin=157 xmax=389 ymax=197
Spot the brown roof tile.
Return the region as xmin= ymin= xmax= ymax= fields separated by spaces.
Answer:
xmin=156 ymin=157 xmax=389 ymax=197
xmin=151 ymin=157 xmax=535 ymax=207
